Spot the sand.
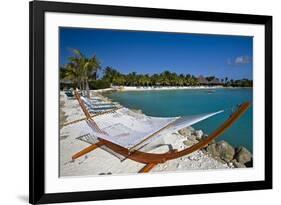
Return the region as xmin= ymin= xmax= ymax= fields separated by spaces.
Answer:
xmin=92 ymin=86 xmax=225 ymax=93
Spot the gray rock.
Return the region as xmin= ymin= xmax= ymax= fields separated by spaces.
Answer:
xmin=132 ymin=109 xmax=143 ymax=114
xmin=206 ymin=140 xmax=235 ymax=162
xmin=178 ymin=127 xmax=193 ymax=137
xmin=244 ymin=160 xmax=253 ymax=167
xmin=216 ymin=141 xmax=235 ymax=162
xmin=232 ymin=159 xmax=246 ymax=168
xmin=205 ymin=145 xmax=226 ymax=164
xmin=228 ymin=162 xmax=234 ymax=167
xmin=189 ymin=126 xmax=195 ymax=132
xmin=234 ymin=146 xmax=252 ymax=164
xmin=186 ymin=135 xmax=197 ymax=142
xmin=202 ymin=134 xmax=208 ymax=139
xmin=183 ymin=139 xmax=198 ymax=147
xmin=200 ymin=134 xmax=216 ymax=145
xmin=201 ymin=148 xmax=208 ymax=154
xmin=194 ymin=130 xmax=204 ymax=140
xmin=206 ymin=143 xmax=219 ymax=158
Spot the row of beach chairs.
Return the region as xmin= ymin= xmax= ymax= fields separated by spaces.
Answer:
xmin=64 ymin=90 xmax=120 ymax=114
xmin=80 ymin=96 xmax=120 ymax=114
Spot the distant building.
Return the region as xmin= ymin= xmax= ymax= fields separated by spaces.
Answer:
xmin=60 ymin=79 xmax=73 ymax=90
xmin=209 ymin=78 xmax=221 ymax=85
xmin=197 ymin=76 xmax=222 ymax=86
xmin=197 ymin=75 xmax=209 ymax=85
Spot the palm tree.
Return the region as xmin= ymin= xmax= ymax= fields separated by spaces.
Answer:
xmin=225 ymin=77 xmax=228 ymax=83
xmin=144 ymin=74 xmax=151 ymax=86
xmin=64 ymin=49 xmax=101 ymax=97
xmin=63 ymin=64 xmax=80 ymax=88
xmin=103 ymin=66 xmax=120 ymax=83
xmin=84 ymin=55 xmax=101 ymax=97
xmin=127 ymin=72 xmax=137 ymax=86
xmin=150 ymin=74 xmax=159 ymax=85
xmin=66 ymin=50 xmax=85 ymax=92
xmin=230 ymin=79 xmax=234 ymax=86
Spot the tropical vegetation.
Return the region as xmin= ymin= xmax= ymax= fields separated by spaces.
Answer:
xmin=60 ymin=49 xmax=253 ymax=91
xmin=60 ymin=49 xmax=101 ymax=97
xmin=102 ymin=67 xmax=200 ymax=86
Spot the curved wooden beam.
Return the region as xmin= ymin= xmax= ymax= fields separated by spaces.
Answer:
xmin=97 ymin=102 xmax=251 ymax=164
xmin=138 ymin=163 xmax=156 ymax=173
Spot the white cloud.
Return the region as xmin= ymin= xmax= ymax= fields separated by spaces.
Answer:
xmin=234 ymin=56 xmax=250 ymax=64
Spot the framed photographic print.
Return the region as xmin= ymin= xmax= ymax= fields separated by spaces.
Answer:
xmin=29 ymin=0 xmax=272 ymax=204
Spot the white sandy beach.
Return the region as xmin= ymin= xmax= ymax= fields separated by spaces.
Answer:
xmin=120 ymin=85 xmax=224 ymax=91
xmin=92 ymin=85 xmax=225 ymax=93
xmin=59 ymin=91 xmax=232 ymax=177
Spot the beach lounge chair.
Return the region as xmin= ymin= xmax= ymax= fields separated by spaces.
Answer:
xmin=72 ymin=91 xmax=250 ymax=173
xmin=88 ymin=108 xmax=116 ymax=115
xmin=81 ymin=96 xmax=118 ymax=108
xmin=80 ymin=96 xmax=118 ymax=114
xmin=65 ymin=90 xmax=74 ymax=98
xmin=89 ymin=101 xmax=119 ymax=106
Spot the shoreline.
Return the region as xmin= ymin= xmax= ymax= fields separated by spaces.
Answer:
xmin=91 ymin=86 xmax=253 ymax=93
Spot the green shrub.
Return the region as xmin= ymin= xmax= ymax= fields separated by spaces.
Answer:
xmin=89 ymin=80 xmax=110 ymax=90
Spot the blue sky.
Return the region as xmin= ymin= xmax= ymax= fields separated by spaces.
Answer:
xmin=59 ymin=27 xmax=253 ymax=80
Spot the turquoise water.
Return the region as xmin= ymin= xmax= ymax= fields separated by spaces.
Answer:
xmin=105 ymin=88 xmax=253 ymax=152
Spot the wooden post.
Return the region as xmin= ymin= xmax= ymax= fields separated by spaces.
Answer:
xmin=138 ymin=163 xmax=156 ymax=173
xmin=74 ymin=91 xmax=103 ymax=133
xmin=74 ymin=91 xmax=91 ymax=119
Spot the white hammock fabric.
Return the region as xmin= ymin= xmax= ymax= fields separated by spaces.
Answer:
xmin=167 ymin=110 xmax=224 ymax=132
xmin=89 ymin=115 xmax=177 ymax=149
xmin=74 ymin=108 xmax=223 ymax=150
xmin=136 ymin=110 xmax=224 ymax=151
xmin=73 ymin=95 xmax=224 ymax=151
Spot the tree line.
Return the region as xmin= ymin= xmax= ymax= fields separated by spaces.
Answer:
xmin=102 ymin=67 xmax=200 ymax=86
xmin=60 ymin=49 xmax=253 ymax=92
xmin=101 ymin=67 xmax=252 ymax=87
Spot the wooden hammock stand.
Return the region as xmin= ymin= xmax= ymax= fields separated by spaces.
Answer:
xmin=72 ymin=91 xmax=250 ymax=173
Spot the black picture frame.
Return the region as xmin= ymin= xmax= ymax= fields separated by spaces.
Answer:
xmin=29 ymin=0 xmax=272 ymax=204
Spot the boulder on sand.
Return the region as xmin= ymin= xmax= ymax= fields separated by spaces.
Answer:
xmin=178 ymin=127 xmax=194 ymax=137
xmin=186 ymin=134 xmax=197 ymax=142
xmin=244 ymin=160 xmax=253 ymax=167
xmin=231 ymin=159 xmax=246 ymax=168
xmin=194 ymin=130 xmax=203 ymax=140
xmin=200 ymin=134 xmax=216 ymax=148
xmin=206 ymin=143 xmax=219 ymax=158
xmin=206 ymin=140 xmax=235 ymax=162
xmin=234 ymin=146 xmax=252 ymax=164
xmin=183 ymin=139 xmax=198 ymax=147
